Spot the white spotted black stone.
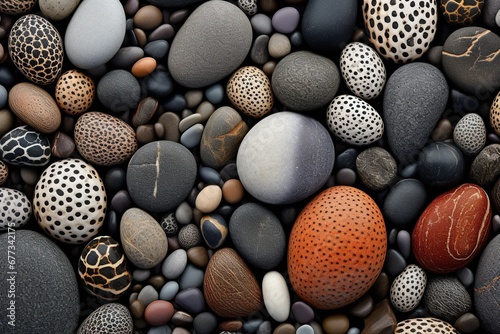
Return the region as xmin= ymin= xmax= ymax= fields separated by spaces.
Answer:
xmin=77 ymin=303 xmax=133 ymax=334
xmin=160 ymin=212 xmax=179 ymax=236
xmin=0 ymin=125 xmax=51 ymax=166
xmin=0 ymin=187 xmax=32 ymax=230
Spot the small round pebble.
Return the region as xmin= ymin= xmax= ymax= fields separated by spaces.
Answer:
xmin=195 ymin=185 xmax=222 ymax=213
xmin=162 ymin=249 xmax=188 ymax=279
xmin=454 ymin=313 xmax=480 ymax=333
xmin=322 ymin=314 xmax=349 ymax=334
xmin=384 ymin=249 xmax=407 ymax=276
xmin=423 ymin=276 xmax=472 ymax=322
xmin=291 ymin=301 xmax=314 ymax=324
xmin=356 ymin=147 xmax=397 ymax=191
xmin=144 ymin=300 xmax=174 ymax=326
xmin=77 ymin=303 xmax=133 ymax=334
xmin=178 ymin=224 xmax=202 ymax=249
xmin=160 ymin=281 xmax=179 ymax=301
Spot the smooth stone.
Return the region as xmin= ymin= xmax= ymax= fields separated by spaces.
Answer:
xmin=171 ymin=327 xmax=190 ymax=334
xmin=297 ymin=325 xmax=315 ymax=334
xmin=148 ymin=276 xmax=166 ymax=291
xmin=425 ymin=45 xmax=444 ymax=67
xmin=178 ymin=224 xmax=202 ymax=249
xmin=0 ymin=126 xmax=51 ymax=166
xmin=171 ymin=311 xmax=193 ymax=327
xmin=0 ymin=85 xmax=6 ymax=109
xmin=262 ymin=61 xmax=277 ymax=76
xmin=432 ymin=118 xmax=453 ymax=142
xmin=51 ymin=131 xmax=75 ymax=158
xmin=257 ymin=321 xmax=272 ymax=334
xmin=133 ymin=97 xmax=158 ymax=128
xmin=134 ymin=5 xmax=163 ymax=30
xmin=158 ymin=112 xmax=181 ymax=142
xmin=302 ymin=0 xmax=356 ymax=53
xmin=349 ymin=295 xmax=374 ymax=319
xmin=65 ymin=0 xmax=126 ymax=69
xmin=400 ymin=163 xmax=418 ymax=178
xmin=272 ymin=51 xmax=340 ymax=111
xmin=149 ymin=24 xmax=175 ymax=41
xmin=145 ymin=40 xmax=169 ymax=60
xmin=104 ymin=167 xmax=127 ymax=195
xmin=78 ymin=303 xmax=133 ymax=334
xmin=251 ymin=13 xmax=273 ymax=34
xmin=162 ymin=249 xmax=188 ymax=279
xmin=417 ymin=142 xmax=465 ymax=187
xmin=423 ymin=276 xmax=471 ymax=322
xmin=127 ymin=141 xmax=197 ymax=212
xmin=175 ymin=288 xmax=206 ymax=314
xmin=196 ymin=101 xmax=215 ymax=122
xmin=163 ymin=94 xmax=186 ymax=113
xmin=199 ymin=167 xmax=222 ymax=185
xmin=243 ymin=318 xmax=264 ymax=334
xmin=361 ymin=299 xmax=397 ymax=334
xmin=39 ymin=0 xmax=80 ymax=20
xmin=144 ymin=300 xmax=174 ymax=326
xmin=384 ymin=249 xmax=407 ymax=276
xmin=356 ymin=147 xmax=397 ymax=191
xmin=273 ymin=323 xmax=295 ymax=334
xmin=454 ymin=313 xmax=480 ymax=333
xmin=205 ymin=84 xmax=225 ymax=105
xmin=142 ymin=68 xmax=174 ymax=98
xmin=291 ymin=301 xmax=314 ymax=324
xmin=180 ymin=123 xmax=204 ymax=148
xmin=457 ymin=267 xmax=474 ymax=288
xmin=179 ymin=114 xmax=202 ymax=133
xmin=290 ymin=31 xmax=303 ymax=47
xmin=111 ymin=190 xmax=132 ymax=214
xmin=222 ymin=179 xmax=244 ymax=204
xmin=160 ymin=281 xmax=179 ymax=301
xmin=484 ymin=0 xmax=500 ymax=27
xmin=371 ymin=272 xmax=390 ymax=301
xmin=262 ymin=271 xmax=290 ymax=322
xmin=383 ymin=179 xmax=427 ymax=227
xmin=133 ymin=269 xmax=151 ymax=282
xmin=193 ymin=312 xmax=218 ymax=334
xmin=322 ymin=314 xmax=349 ymax=334
xmin=335 ymin=148 xmax=358 ymax=170
xmin=175 ymin=202 xmax=193 ymax=225
xmin=389 ymin=228 xmax=398 ymax=246
xmin=397 ymin=230 xmax=412 ymax=259
xmin=187 ymin=246 xmax=209 ymax=268
xmin=97 ymin=70 xmax=141 ymax=113
xmin=200 ymin=213 xmax=228 ymax=249
xmin=132 ymin=57 xmax=157 ymax=78
xmin=272 ymin=7 xmax=299 ymax=34
xmin=469 ymin=144 xmax=500 ymax=187
xmin=111 ymin=47 xmax=144 ymax=69
xmin=268 ymin=33 xmax=291 ymax=59
xmin=179 ymin=264 xmax=204 ymax=290
xmin=138 ymin=285 xmax=160 ymax=307
xmin=185 ymin=90 xmax=203 ymax=109
xmin=168 ymin=1 xmax=252 ymax=88
xmin=130 ymin=299 xmax=145 ymax=319
xmin=251 ymin=35 xmax=270 ymax=65
xmin=0 ymin=109 xmax=15 ymax=138
xmin=390 ymin=264 xmax=427 ymax=313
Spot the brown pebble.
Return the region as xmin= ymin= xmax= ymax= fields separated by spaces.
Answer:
xmin=322 ymin=314 xmax=349 ymax=334
xmin=371 ymin=272 xmax=389 ymax=301
xmin=133 ymin=97 xmax=158 ymax=127
xmin=134 ymin=28 xmax=147 ymax=47
xmin=132 ymin=57 xmax=157 ymax=78
xmin=258 ymin=0 xmax=278 ymax=13
xmin=20 ymin=167 xmax=39 ymax=185
xmin=144 ymin=300 xmax=174 ymax=326
xmin=454 ymin=312 xmax=480 ymax=333
xmin=0 ymin=44 xmax=4 ymax=63
xmin=222 ymin=179 xmax=245 ymax=204
xmin=168 ymin=235 xmax=181 ymax=252
xmin=51 ymin=131 xmax=75 ymax=158
xmin=0 ymin=160 xmax=8 ymax=185
xmin=219 ymin=320 xmax=243 ymax=331
xmin=268 ymin=33 xmax=291 ymax=59
xmin=134 ymin=318 xmax=148 ymax=329
xmin=0 ymin=109 xmax=16 ymax=138
xmin=129 ymin=292 xmax=138 ymax=304
xmin=262 ymin=61 xmax=277 ymax=76
xmin=147 ymin=275 xmax=165 ymax=291
xmin=431 ymin=119 xmax=453 ymax=142
xmin=158 ymin=112 xmax=181 ymax=141
xmin=134 ymin=5 xmax=163 ymax=30
xmin=273 ymin=323 xmax=295 ymax=334
xmin=154 ymin=123 xmax=165 ymax=138
xmin=149 ymin=24 xmax=175 ymax=41
xmin=61 ymin=115 xmax=75 ymax=134
xmin=55 ymin=69 xmax=95 ymax=116
xmin=130 ymin=299 xmax=145 ymax=319
xmin=133 ymin=283 xmax=144 ymax=293
xmin=361 ymin=299 xmax=397 ymax=334
xmin=185 ymin=90 xmax=203 ymax=109
xmin=192 ymin=207 xmax=204 ymax=226
xmin=169 ymin=9 xmax=190 ymax=24
xmin=187 ymin=246 xmax=209 ymax=268
xmin=171 ymin=311 xmax=193 ymax=326
xmin=136 ymin=125 xmax=157 ymax=144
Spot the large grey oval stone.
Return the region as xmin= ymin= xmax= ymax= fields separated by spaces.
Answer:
xmin=383 ymin=62 xmax=448 ymax=164
xmin=168 ymin=0 xmax=252 ymax=88
xmin=65 ymin=0 xmax=126 ymax=69
xmin=0 ymin=230 xmax=79 ymax=333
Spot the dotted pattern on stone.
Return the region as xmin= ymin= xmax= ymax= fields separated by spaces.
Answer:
xmin=77 ymin=303 xmax=133 ymax=334
xmin=390 ymin=264 xmax=427 ymax=312
xmin=0 ymin=187 xmax=32 ymax=230
xmin=440 ymin=0 xmax=484 ymax=25
xmin=395 ymin=317 xmax=459 ymax=333
xmin=489 ymin=91 xmax=500 ymax=136
xmin=55 ymin=69 xmax=96 ymax=116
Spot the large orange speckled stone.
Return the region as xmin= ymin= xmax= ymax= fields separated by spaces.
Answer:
xmin=288 ymin=186 xmax=387 ymax=309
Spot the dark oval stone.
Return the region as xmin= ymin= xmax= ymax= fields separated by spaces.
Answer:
xmin=356 ymin=147 xmax=397 ymax=191
xmin=469 ymin=144 xmax=500 ymax=187
xmin=97 ymin=69 xmax=141 ymax=113
xmin=335 ymin=148 xmax=359 ymax=170
xmin=383 ymin=179 xmax=427 ymax=227
xmin=111 ymin=46 xmax=144 ymax=69
xmin=144 ymin=40 xmax=170 ymax=60
xmin=175 ymin=288 xmax=206 ymax=314
xmin=193 ymin=312 xmax=217 ymax=334
xmin=424 ymin=275 xmax=471 ymax=322
xmin=162 ymin=94 xmax=186 ymax=113
xmin=417 ymin=142 xmax=465 ymax=187
xmin=104 ymin=167 xmax=127 ymax=195
xmin=142 ymin=67 xmax=174 ymax=98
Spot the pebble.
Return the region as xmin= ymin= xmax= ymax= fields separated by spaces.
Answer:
xmin=163 ymin=94 xmax=187 ymax=113
xmin=457 ymin=267 xmax=474 ymax=288
xmin=268 ymin=33 xmax=291 ymax=59
xmin=144 ymin=40 xmax=170 ymax=60
xmin=257 ymin=321 xmax=272 ymax=334
xmin=251 ymin=35 xmax=271 ymax=64
xmin=134 ymin=5 xmax=163 ymax=30
xmin=187 ymin=246 xmax=209 ymax=268
xmin=175 ymin=287 xmax=206 ymax=314
xmin=162 ymin=249 xmax=187 ymax=279
xmin=149 ymin=24 xmax=175 ymax=41
xmin=39 ymin=0 xmax=80 ymax=21
xmin=193 ymin=312 xmax=218 ymax=334
xmin=179 ymin=263 xmax=205 ymax=290
xmin=423 ymin=275 xmax=472 ymax=322
xmin=297 ymin=325 xmax=314 ymax=334
xmin=159 ymin=281 xmax=179 ymax=301
xmin=335 ymin=168 xmax=356 ymax=186
xmin=112 ymin=46 xmax=145 ymax=69
xmin=362 ymin=299 xmax=397 ymax=334
xmin=397 ymin=230 xmax=412 ymax=259
xmin=195 ymin=185 xmax=222 ymax=213
xmin=355 ymin=147 xmax=396 ymax=191
xmin=0 ymin=85 xmax=7 ymax=108
xmin=133 ymin=269 xmax=151 ymax=282
xmin=130 ymin=299 xmax=145 ymax=319
xmin=453 ymin=113 xmax=486 ymax=155
xmin=200 ymin=213 xmax=228 ymax=249
xmin=180 ymin=123 xmax=204 ymax=148
xmin=205 ymin=84 xmax=225 ymax=104
xmin=0 ymin=161 xmax=8 ymax=185
xmin=454 ymin=313 xmax=480 ymax=333
xmin=469 ymin=144 xmax=500 ymax=187
xmin=55 ymin=70 xmax=95 ymax=116
xmin=0 ymin=187 xmax=32 ymax=230
xmin=291 ymin=301 xmax=314 ymax=324
xmin=144 ymin=300 xmax=174 ymax=326
xmin=171 ymin=311 xmax=193 ymax=326
xmin=220 ymin=320 xmax=243 ymax=332
xmin=273 ymin=323 xmax=295 ymax=334
xmin=222 ymin=179 xmax=244 ymax=204
xmin=262 ymin=271 xmax=290 ymax=322
xmin=348 ymin=295 xmax=373 ymax=318
xmin=383 ymin=179 xmax=428 ymax=227
xmin=0 ymin=109 xmax=15 ymax=138
xmin=138 ymin=285 xmax=160 ymax=307
xmin=0 ymin=126 xmax=51 ymax=166
xmin=97 ymin=69 xmax=141 ymax=113
xmin=132 ymin=57 xmax=157 ymax=78
xmin=0 ymin=0 xmax=37 ymax=14
xmin=78 ymin=303 xmax=133 ymax=334
xmin=178 ymin=224 xmax=202 ymax=249
xmin=390 ymin=264 xmax=427 ymax=313
xmin=251 ymin=13 xmax=273 ymax=34
xmin=394 ymin=318 xmax=458 ymax=333
xmin=322 ymin=314 xmax=349 ymax=334
xmin=384 ymin=249 xmax=407 ymax=276
xmin=272 ymin=7 xmax=299 ymax=33
xmin=417 ymin=142 xmax=465 ymax=187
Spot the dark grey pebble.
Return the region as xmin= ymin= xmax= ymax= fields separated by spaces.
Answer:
xmin=97 ymin=69 xmax=141 ymax=113
xmin=291 ymin=301 xmax=314 ymax=324
xmin=450 ymin=89 xmax=479 ymax=114
xmin=383 ymin=179 xmax=427 ymax=227
xmin=193 ymin=312 xmax=218 ymax=334
xmin=199 ymin=166 xmax=222 ymax=185
xmin=290 ymin=31 xmax=303 ymax=48
xmin=104 ymin=168 xmax=126 ymax=195
xmin=417 ymin=142 xmax=464 ymax=187
xmin=110 ymin=189 xmax=133 ymax=214
xmin=178 ymin=264 xmax=204 ymax=289
xmin=144 ymin=40 xmax=170 ymax=60
xmin=175 ymin=288 xmax=206 ymax=314
xmin=149 ymin=24 xmax=175 ymax=41
xmin=178 ymin=224 xmax=202 ymax=249
xmin=250 ymin=35 xmax=270 ymax=65
xmin=457 ymin=267 xmax=474 ymax=288
xmin=111 ymin=46 xmax=144 ymax=69
xmin=158 ymin=112 xmax=181 ymax=142
xmin=397 ymin=230 xmax=411 ymax=259
xmin=424 ymin=275 xmax=471 ymax=322
xmin=200 ymin=213 xmax=227 ymax=249
xmin=356 ymin=147 xmax=397 ymax=191
xmin=205 ymin=84 xmax=224 ymax=105
xmin=384 ymin=249 xmax=406 ymax=276
xmin=454 ymin=313 xmax=480 ymax=333
xmin=142 ymin=67 xmax=174 ymax=98
xmin=162 ymin=94 xmax=186 ymax=113
xmin=469 ymin=144 xmax=500 ymax=187
xmin=335 ymin=148 xmax=358 ymax=170
xmin=220 ymin=163 xmax=239 ymax=181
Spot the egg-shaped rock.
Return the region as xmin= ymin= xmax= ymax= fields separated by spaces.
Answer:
xmin=423 ymin=275 xmax=471 ymax=322
xmin=237 ymin=112 xmax=334 ymax=205
xmin=0 ymin=0 xmax=37 ymax=15
xmin=326 ymin=95 xmax=384 ymax=146
xmin=340 ymin=42 xmax=386 ymax=99
xmin=8 ymin=14 xmax=64 ymax=85
xmin=78 ymin=236 xmax=132 ymax=301
xmin=489 ymin=91 xmax=500 ymax=135
xmin=74 ymin=112 xmax=138 ymax=166
xmin=288 ymin=186 xmax=387 ymax=309
xmin=440 ymin=0 xmax=484 ymax=25
xmin=362 ymin=0 xmax=438 ymax=63
xmin=390 ymin=264 xmax=427 ymax=312
xmin=55 ymin=70 xmax=96 ymax=116
xmin=454 ymin=113 xmax=486 ymax=155
xmin=33 ymin=158 xmax=107 ymax=244
xmin=417 ymin=142 xmax=465 ymax=187
xmin=226 ymin=66 xmax=274 ymax=118
xmin=77 ymin=303 xmax=133 ymax=334
xmin=200 ymin=214 xmax=228 ymax=249
xmin=412 ymin=183 xmax=491 ymax=273
xmin=0 ymin=126 xmax=51 ymax=166
xmin=0 ymin=187 xmax=32 ymax=230
xmin=395 ymin=318 xmax=458 ymax=333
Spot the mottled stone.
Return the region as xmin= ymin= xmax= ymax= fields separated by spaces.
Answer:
xmin=356 ymin=147 xmax=397 ymax=191
xmin=423 ymin=276 xmax=471 ymax=322
xmin=361 ymin=299 xmax=397 ymax=334
xmin=470 ymin=144 xmax=500 ymax=187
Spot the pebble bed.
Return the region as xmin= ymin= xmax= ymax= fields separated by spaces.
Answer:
xmin=0 ymin=0 xmax=500 ymax=334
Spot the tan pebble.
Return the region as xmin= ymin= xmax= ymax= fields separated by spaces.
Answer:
xmin=171 ymin=311 xmax=193 ymax=326
xmin=263 ymin=61 xmax=277 ymax=76
xmin=134 ymin=318 xmax=148 ymax=329
xmin=154 ymin=123 xmax=165 ymax=138
xmin=0 ymin=109 xmax=16 ymax=138
xmin=268 ymin=32 xmax=291 ymax=59
xmin=55 ymin=69 xmax=95 ymax=116
xmin=222 ymin=179 xmax=245 ymax=204
xmin=130 ymin=299 xmax=145 ymax=319
xmin=179 ymin=113 xmax=203 ymax=132
xmin=172 ymin=327 xmax=191 ymax=334
xmin=147 ymin=275 xmax=165 ymax=290
xmin=187 ymin=246 xmax=209 ymax=268
xmin=132 ymin=283 xmax=144 ymax=293
xmin=195 ymin=185 xmax=222 ymax=213
xmin=273 ymin=323 xmax=295 ymax=334
xmin=192 ymin=207 xmax=204 ymax=225
xmin=431 ymin=118 xmax=453 ymax=142
xmin=0 ymin=160 xmax=8 ymax=185
xmin=134 ymin=5 xmax=163 ymax=30
xmin=185 ymin=90 xmax=204 ymax=109
xmin=219 ymin=320 xmax=243 ymax=331
xmin=133 ymin=28 xmax=147 ymax=47
xmin=136 ymin=124 xmax=157 ymax=144
xmin=129 ymin=292 xmax=138 ymax=304
xmin=8 ymin=82 xmax=61 ymax=133
xmin=132 ymin=57 xmax=157 ymax=78
xmin=196 ymin=101 xmax=215 ymax=122
xmin=322 ymin=314 xmax=349 ymax=334
xmin=51 ymin=131 xmax=75 ymax=158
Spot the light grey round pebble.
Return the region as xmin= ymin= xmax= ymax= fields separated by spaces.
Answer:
xmin=133 ymin=269 xmax=151 ymax=282
xmin=384 ymin=249 xmax=407 ymax=276
xmin=178 ymin=264 xmax=204 ymax=290
xmin=162 ymin=249 xmax=188 ymax=279
xmin=180 ymin=124 xmax=204 ymax=148
xmin=160 ymin=281 xmax=179 ymax=301
xmin=346 ymin=328 xmax=361 ymax=334
xmin=296 ymin=324 xmax=314 ymax=334
xmin=205 ymin=83 xmax=224 ymax=104
xmin=137 ymin=285 xmax=159 ymax=307
xmin=250 ymin=13 xmax=272 ymax=34
xmin=0 ymin=85 xmax=7 ymax=109
xmin=457 ymin=267 xmax=474 ymax=288
xmin=97 ymin=69 xmax=141 ymax=113
xmin=256 ymin=321 xmax=272 ymax=334
xmin=397 ymin=230 xmax=411 ymax=259
xmin=175 ymin=202 xmax=193 ymax=225
xmin=335 ymin=168 xmax=356 ymax=186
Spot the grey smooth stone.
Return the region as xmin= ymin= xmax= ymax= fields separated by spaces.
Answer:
xmin=424 ymin=276 xmax=471 ymax=322
xmin=229 ymin=202 xmax=286 ymax=269
xmin=400 ymin=163 xmax=418 ymax=178
xmin=145 ymin=0 xmax=204 ymax=7
xmin=484 ymin=0 xmax=500 ymax=27
xmin=335 ymin=168 xmax=356 ymax=186
xmin=457 ymin=267 xmax=474 ymax=288
xmin=127 ymin=141 xmax=197 ymax=212
xmin=175 ymin=201 xmax=193 ymax=225
xmin=205 ymin=83 xmax=224 ymax=105
xmin=256 ymin=321 xmax=272 ymax=334
xmin=97 ymin=69 xmax=141 ymax=113
xmin=111 ymin=46 xmax=144 ymax=69
xmin=272 ymin=51 xmax=340 ymax=111
xmin=417 ymin=142 xmax=464 ymax=187
xmin=162 ymin=249 xmax=188 ymax=279
xmin=175 ymin=288 xmax=206 ymax=314
xmin=142 ymin=68 xmax=174 ymax=98
xmin=149 ymin=24 xmax=175 ymax=41
xmin=291 ymin=301 xmax=314 ymax=324
xmin=296 ymin=325 xmax=314 ymax=334
xmin=178 ymin=264 xmax=204 ymax=290
xmin=382 ymin=179 xmax=427 ymax=226
xmin=250 ymin=13 xmax=272 ymax=34
xmin=0 ymin=230 xmax=79 ymax=334
xmin=138 ymin=285 xmax=159 ymax=307
xmin=383 ymin=62 xmax=449 ymax=163
xmin=388 ymin=228 xmax=398 ymax=245
xmin=243 ymin=318 xmax=263 ymax=334
xmin=193 ymin=312 xmax=218 ymax=334
xmin=493 ymin=214 xmax=500 ymax=235
xmin=65 ymin=0 xmax=126 ymax=69
xmin=454 ymin=313 xmax=480 ymax=333
xmin=384 ymin=249 xmax=406 ymax=276
xmin=148 ymin=326 xmax=172 ymax=334
xmin=111 ymin=190 xmax=132 ymax=214
xmin=397 ymin=230 xmax=411 ymax=259
xmin=160 ymin=281 xmax=179 ymax=301
xmin=158 ymin=112 xmax=180 ymax=142
xmin=168 ymin=1 xmax=252 ymax=88
xmin=199 ymin=167 xmax=222 ymax=185
xmin=144 ymin=40 xmax=170 ymax=60
xmin=133 ymin=269 xmax=151 ymax=282
xmin=349 ymin=294 xmax=373 ymax=318
xmin=251 ymin=35 xmax=270 ymax=65
xmin=335 ymin=148 xmax=358 ymax=170
xmin=163 ymin=94 xmax=187 ymax=113
xmin=179 ymin=114 xmax=203 ymax=133
xmin=346 ymin=328 xmax=360 ymax=334
xmin=0 ymin=85 xmax=7 ymax=109
xmin=290 ymin=31 xmax=303 ymax=48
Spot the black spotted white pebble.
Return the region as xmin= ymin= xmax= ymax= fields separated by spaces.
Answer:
xmin=0 ymin=187 xmax=32 ymax=230
xmin=8 ymin=14 xmax=64 ymax=85
xmin=327 ymin=95 xmax=384 ymax=145
xmin=160 ymin=212 xmax=179 ymax=236
xmin=362 ymin=0 xmax=438 ymax=63
xmin=340 ymin=42 xmax=386 ymax=99
xmin=453 ymin=113 xmax=486 ymax=155
xmin=390 ymin=264 xmax=427 ymax=312
xmin=77 ymin=303 xmax=133 ymax=334
xmin=0 ymin=125 xmax=51 ymax=166
xmin=33 ymin=158 xmax=107 ymax=244
xmin=178 ymin=223 xmax=202 ymax=249
xmin=395 ymin=317 xmax=458 ymax=333
xmin=238 ymin=0 xmax=257 ymax=15
xmin=0 ymin=0 xmax=37 ymax=15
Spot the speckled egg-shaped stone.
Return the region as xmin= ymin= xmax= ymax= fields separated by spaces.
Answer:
xmin=362 ymin=0 xmax=438 ymax=63
xmin=395 ymin=318 xmax=458 ymax=333
xmin=226 ymin=66 xmax=274 ymax=118
xmin=0 ymin=0 xmax=37 ymax=15
xmin=0 ymin=187 xmax=32 ymax=230
xmin=0 ymin=125 xmax=51 ymax=166
xmin=33 ymin=158 xmax=107 ymax=244
xmin=340 ymin=42 xmax=386 ymax=99
xmin=453 ymin=113 xmax=486 ymax=155
xmin=78 ymin=236 xmax=132 ymax=301
xmin=489 ymin=90 xmax=500 ymax=135
xmin=55 ymin=70 xmax=95 ymax=116
xmin=327 ymin=95 xmax=384 ymax=146
xmin=74 ymin=112 xmax=138 ymax=166
xmin=390 ymin=264 xmax=427 ymax=312
xmin=77 ymin=303 xmax=133 ymax=334
xmin=0 ymin=161 xmax=8 ymax=185
xmin=440 ymin=0 xmax=484 ymax=25
xmin=8 ymin=14 xmax=64 ymax=85
xmin=288 ymin=186 xmax=387 ymax=309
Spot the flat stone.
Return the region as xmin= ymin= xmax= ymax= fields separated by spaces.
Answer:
xmin=175 ymin=288 xmax=206 ymax=314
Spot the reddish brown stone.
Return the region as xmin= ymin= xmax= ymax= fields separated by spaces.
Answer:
xmin=412 ymin=183 xmax=491 ymax=274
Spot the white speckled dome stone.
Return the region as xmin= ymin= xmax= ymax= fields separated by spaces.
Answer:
xmin=34 ymin=158 xmax=107 ymax=244
xmin=453 ymin=113 xmax=486 ymax=155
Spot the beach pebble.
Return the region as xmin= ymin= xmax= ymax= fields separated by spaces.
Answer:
xmin=454 ymin=313 xmax=480 ymax=333
xmin=55 ymin=70 xmax=95 ymax=116
xmin=162 ymin=249 xmax=187 ymax=280
xmin=262 ymin=271 xmax=289 ymax=322
xmin=394 ymin=318 xmax=458 ymax=333
xmin=0 ymin=0 xmax=37 ymax=14
xmin=423 ymin=275 xmax=472 ymax=322
xmin=195 ymin=185 xmax=222 ymax=213
xmin=39 ymin=0 xmax=80 ymax=21
xmin=348 ymin=295 xmax=373 ymax=318
xmin=178 ymin=224 xmax=202 ymax=249
xmin=237 ymin=112 xmax=334 ymax=205
xmin=160 ymin=281 xmax=179 ymax=301
xmin=397 ymin=230 xmax=412 ymax=259
xmin=272 ymin=7 xmax=299 ymax=34
xmin=134 ymin=5 xmax=163 ymax=30
xmin=144 ymin=300 xmax=174 ymax=326
xmin=440 ymin=0 xmax=483 ymax=25
xmin=0 ymin=126 xmax=51 ymax=167
xmin=97 ymin=69 xmax=141 ymax=113
xmin=322 ymin=314 xmax=349 ymax=334
xmin=383 ymin=179 xmax=427 ymax=227
xmin=187 ymin=246 xmax=209 ymax=269
xmin=193 ymin=312 xmax=218 ymax=334
xmin=65 ymin=0 xmax=126 ymax=69
xmin=77 ymin=303 xmax=132 ymax=334
xmin=200 ymin=214 xmax=228 ymax=249
xmin=0 ymin=187 xmax=31 ymax=230
xmin=132 ymin=57 xmax=157 ymax=78
xmin=0 ymin=161 xmax=7 ymax=185
xmin=453 ymin=113 xmax=486 ymax=155
xmin=362 ymin=299 xmax=397 ymax=334
xmin=272 ymin=51 xmax=340 ymax=111
xmin=179 ymin=264 xmax=205 ymax=290
xmin=251 ymin=35 xmax=271 ymax=64
xmin=356 ymin=147 xmax=396 ymax=191
xmin=390 ymin=264 xmax=427 ymax=313
xmin=175 ymin=288 xmax=206 ymax=314
xmin=291 ymin=301 xmax=314 ymax=324
xmin=251 ymin=13 xmax=273 ymax=34
xmin=417 ymin=142 xmax=465 ymax=187
xmin=222 ymin=179 xmax=245 ymax=204
xmin=469 ymin=144 xmax=500 ymax=187
xmin=268 ymin=33 xmax=291 ymax=59
xmin=168 ymin=1 xmax=252 ymax=88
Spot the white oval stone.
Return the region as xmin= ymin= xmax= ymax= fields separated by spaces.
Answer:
xmin=195 ymin=185 xmax=222 ymax=213
xmin=262 ymin=271 xmax=290 ymax=322
xmin=65 ymin=0 xmax=126 ymax=69
xmin=390 ymin=264 xmax=427 ymax=312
